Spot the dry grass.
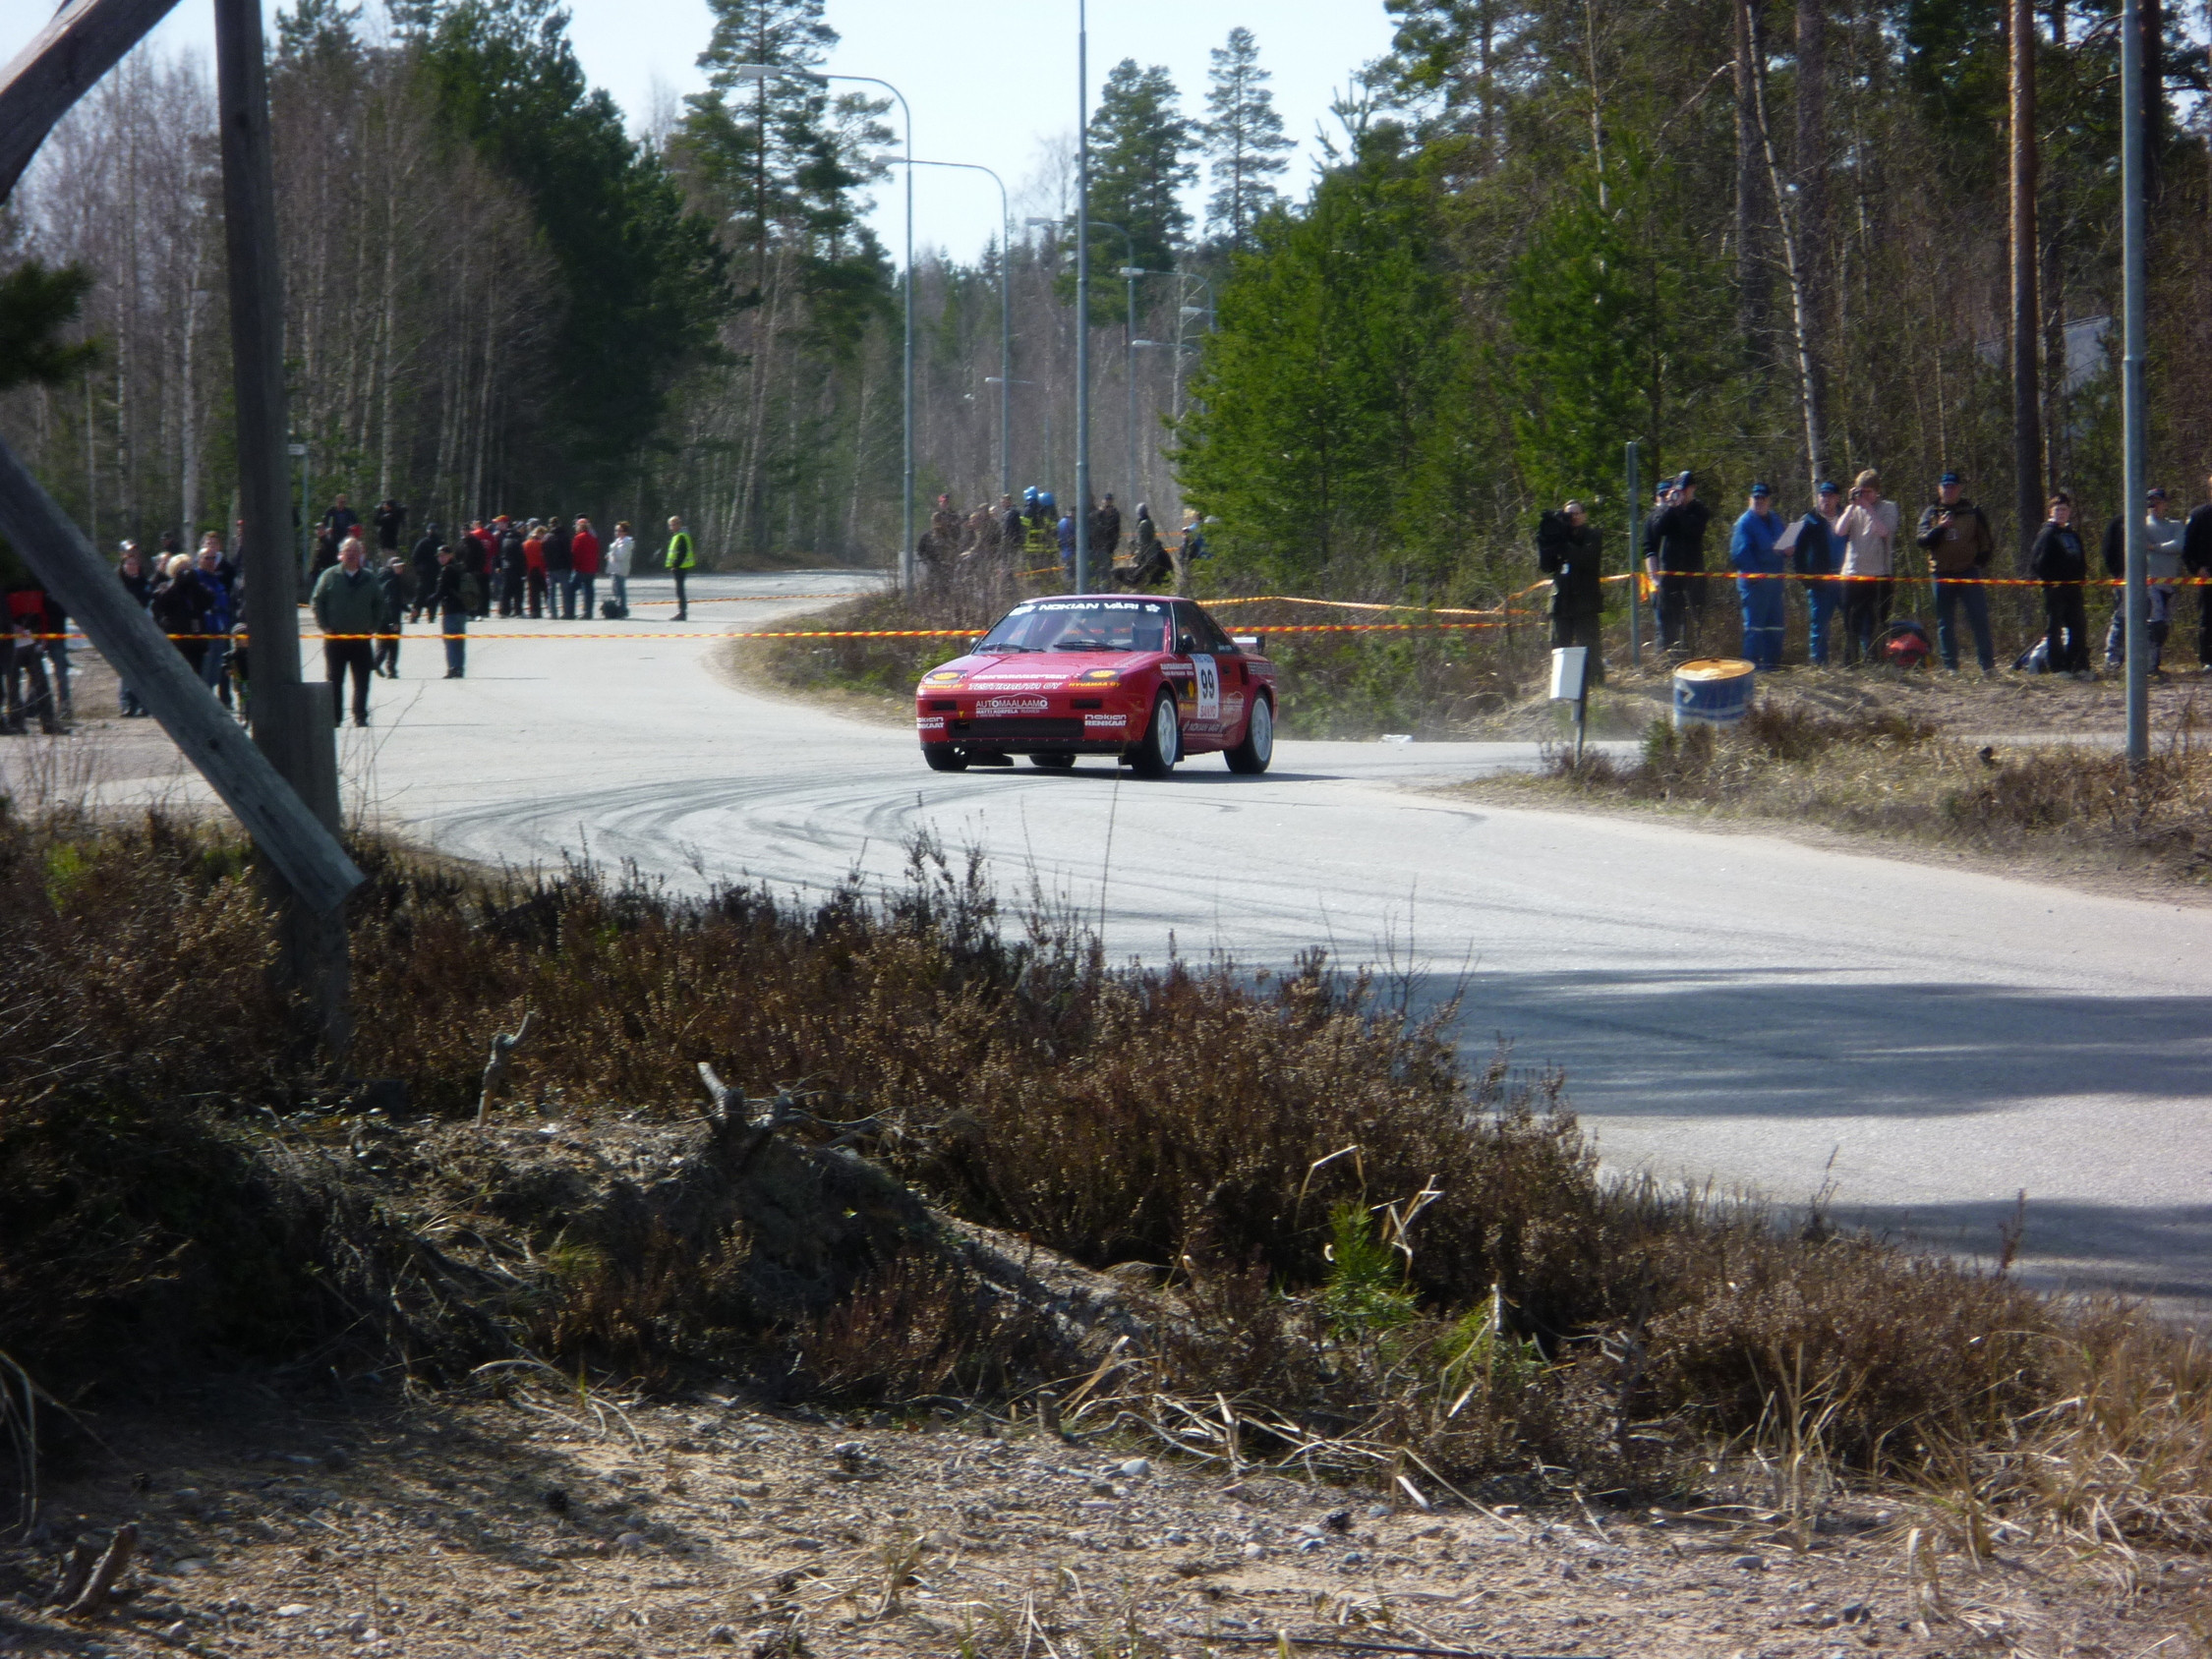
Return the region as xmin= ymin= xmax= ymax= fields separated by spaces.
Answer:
xmin=1 ymin=802 xmax=2209 ymax=1559
xmin=1509 ymin=699 xmax=2212 ymax=885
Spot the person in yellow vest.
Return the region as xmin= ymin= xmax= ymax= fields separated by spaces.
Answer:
xmin=664 ymin=515 xmax=695 ymax=620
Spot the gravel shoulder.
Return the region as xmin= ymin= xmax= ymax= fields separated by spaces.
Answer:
xmin=7 ymin=1389 xmax=2203 ymax=1659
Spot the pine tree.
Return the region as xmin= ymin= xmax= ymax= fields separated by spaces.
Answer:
xmin=0 ymin=260 xmax=99 ymax=393
xmin=1174 ymin=131 xmax=1464 ymax=586
xmin=691 ymin=0 xmax=833 ymax=275
xmin=1499 ymin=140 xmax=1727 ymax=505
xmin=1087 ymin=60 xmax=1195 ymax=279
xmin=1201 ymin=28 xmax=1291 ymax=250
xmin=1383 ymin=0 xmax=1531 ymax=163
xmin=414 ymin=0 xmax=728 ymax=498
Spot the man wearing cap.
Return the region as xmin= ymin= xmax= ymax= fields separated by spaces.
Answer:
xmin=1793 ymin=482 xmax=1846 ymax=665
xmin=1538 ymin=498 xmax=1606 ymax=686
xmin=1649 ymin=471 xmax=1712 ymax=657
xmin=2103 ymin=488 xmax=2184 ymax=672
xmin=1728 ymin=485 xmax=1787 ymax=669
xmin=1916 ymin=471 xmax=1997 ymax=674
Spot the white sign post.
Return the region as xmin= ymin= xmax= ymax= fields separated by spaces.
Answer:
xmin=1548 ymin=646 xmax=1590 ymax=766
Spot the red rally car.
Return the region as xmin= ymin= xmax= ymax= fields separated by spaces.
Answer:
xmin=914 ymin=595 xmax=1276 ymax=776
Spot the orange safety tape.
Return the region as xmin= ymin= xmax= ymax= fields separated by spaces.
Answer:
xmin=621 ymin=592 xmax=870 ymax=603
xmin=1651 ymin=569 xmax=2187 ymax=587
xmin=29 ymin=620 xmax=1520 ymax=644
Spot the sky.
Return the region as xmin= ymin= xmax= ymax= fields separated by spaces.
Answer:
xmin=5 ymin=0 xmax=1402 ymax=261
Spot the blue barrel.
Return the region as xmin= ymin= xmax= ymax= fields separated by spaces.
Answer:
xmin=1671 ymin=658 xmax=1755 ymax=728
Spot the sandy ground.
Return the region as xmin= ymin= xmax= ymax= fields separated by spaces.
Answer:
xmin=4 ymin=1389 xmax=2204 ymax=1659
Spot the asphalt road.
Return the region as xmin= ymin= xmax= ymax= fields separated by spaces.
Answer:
xmin=51 ymin=569 xmax=2212 ymax=1312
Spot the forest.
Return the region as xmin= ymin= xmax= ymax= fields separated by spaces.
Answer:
xmin=0 ymin=0 xmax=2206 ymax=600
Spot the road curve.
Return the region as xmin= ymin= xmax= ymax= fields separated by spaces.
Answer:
xmin=68 ymin=570 xmax=2212 ymax=1311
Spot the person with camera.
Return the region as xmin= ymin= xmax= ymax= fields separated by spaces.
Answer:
xmin=1539 ymin=498 xmax=1606 ymax=685
xmin=1834 ymin=470 xmax=1897 ymax=665
xmin=1915 ymin=470 xmax=1996 ymax=674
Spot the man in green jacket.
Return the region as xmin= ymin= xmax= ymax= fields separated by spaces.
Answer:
xmin=664 ymin=515 xmax=696 ymax=621
xmin=311 ymin=537 xmax=389 ymax=726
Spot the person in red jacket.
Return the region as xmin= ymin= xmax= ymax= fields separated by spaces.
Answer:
xmin=522 ymin=521 xmax=548 ymax=618
xmin=466 ymin=521 xmax=497 ymax=617
xmin=569 ymin=516 xmax=603 ymax=620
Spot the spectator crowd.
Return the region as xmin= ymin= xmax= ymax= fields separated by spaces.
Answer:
xmin=0 ymin=505 xmax=685 ymax=734
xmin=1538 ymin=466 xmax=2212 ymax=684
xmin=916 ymin=487 xmax=1208 ymax=595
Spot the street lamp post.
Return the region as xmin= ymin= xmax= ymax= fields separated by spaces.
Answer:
xmin=2121 ymin=0 xmax=2149 ymax=765
xmin=893 ymin=157 xmax=1012 ymax=501
xmin=730 ymin=63 xmax=914 ymax=590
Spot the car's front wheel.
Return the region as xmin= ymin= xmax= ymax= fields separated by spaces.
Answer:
xmin=1225 ymin=693 xmax=1273 ymax=773
xmin=1128 ymin=691 xmax=1181 ymax=778
xmin=923 ymin=746 xmax=968 ymax=772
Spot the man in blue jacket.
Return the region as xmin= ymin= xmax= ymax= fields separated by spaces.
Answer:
xmin=1793 ymin=481 xmax=1846 ymax=665
xmin=1730 ymin=483 xmax=1787 ymax=670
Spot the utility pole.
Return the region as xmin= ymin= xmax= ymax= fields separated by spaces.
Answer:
xmin=217 ymin=0 xmax=350 ymax=1045
xmin=1074 ymin=0 xmax=1092 ymax=594
xmin=2008 ymin=0 xmax=2043 ymax=568
xmin=2121 ymin=0 xmax=2149 ymax=765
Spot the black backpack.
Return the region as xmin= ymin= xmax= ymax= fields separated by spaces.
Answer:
xmin=600 ymin=599 xmax=627 ymax=620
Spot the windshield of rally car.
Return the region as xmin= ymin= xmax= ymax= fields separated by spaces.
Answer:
xmin=975 ymin=599 xmax=1174 ymax=654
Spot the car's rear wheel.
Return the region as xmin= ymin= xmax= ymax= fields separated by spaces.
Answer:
xmin=1030 ymin=752 xmax=1077 ymax=770
xmin=923 ymin=746 xmax=967 ymax=772
xmin=1224 ymin=693 xmax=1274 ymax=773
xmin=1128 ymin=691 xmax=1181 ymax=778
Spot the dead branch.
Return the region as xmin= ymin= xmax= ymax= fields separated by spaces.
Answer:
xmin=63 ymin=1521 xmax=136 ymax=1618
xmin=475 ymin=1009 xmax=534 ymax=1124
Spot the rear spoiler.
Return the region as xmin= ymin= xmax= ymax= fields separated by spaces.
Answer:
xmin=1232 ymin=634 xmax=1264 ymax=656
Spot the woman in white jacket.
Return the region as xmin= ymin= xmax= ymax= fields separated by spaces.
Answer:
xmin=607 ymin=522 xmax=635 ymax=615
xmin=1835 ymin=469 xmax=1898 ymax=665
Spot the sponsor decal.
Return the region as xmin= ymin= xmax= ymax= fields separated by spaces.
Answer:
xmin=977 ymin=695 xmax=1051 ymax=717
xmin=915 ymin=716 xmax=946 ymax=732
xmin=1083 ymin=713 xmax=1128 ymax=728
xmin=1026 ymin=600 xmax=1160 ymax=612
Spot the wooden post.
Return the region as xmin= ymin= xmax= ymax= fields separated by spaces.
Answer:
xmin=0 ymin=0 xmax=185 ymax=202
xmin=215 ymin=0 xmax=352 ymax=1046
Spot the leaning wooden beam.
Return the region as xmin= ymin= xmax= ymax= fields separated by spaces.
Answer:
xmin=0 ymin=0 xmax=186 ymax=203
xmin=0 ymin=437 xmax=365 ymax=916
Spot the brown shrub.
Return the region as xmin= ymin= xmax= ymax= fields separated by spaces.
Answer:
xmin=5 ymin=807 xmax=2212 ymax=1542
